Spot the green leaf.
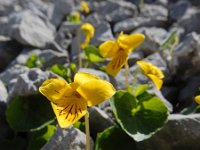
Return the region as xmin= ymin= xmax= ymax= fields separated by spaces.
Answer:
xmin=48 ymin=64 xmax=72 ymax=82
xmin=25 ymin=54 xmax=44 ymax=68
xmin=110 ymin=90 xmax=169 ymax=142
xmin=0 ymin=136 xmax=26 ymax=150
xmin=95 ymin=126 xmax=136 ymax=150
xmin=134 ymin=84 xmax=149 ymax=97
xmin=84 ymin=45 xmax=104 ymax=62
xmin=6 ymin=94 xmax=55 ymax=132
xmin=28 ymin=125 xmax=56 ymax=150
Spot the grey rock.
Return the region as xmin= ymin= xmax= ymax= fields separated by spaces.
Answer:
xmin=140 ymin=4 xmax=168 ymax=19
xmin=176 ymin=76 xmax=200 ymax=111
xmin=137 ymin=114 xmax=200 ymax=150
xmin=176 ymin=8 xmax=200 ymax=34
xmin=90 ymin=22 xmax=114 ymax=45
xmin=85 ymin=13 xmax=105 ymax=26
xmin=0 ymin=36 xmax=22 ymax=72
xmin=42 ymin=126 xmax=88 ymax=150
xmin=8 ymin=68 xmax=58 ymax=102
xmin=50 ymin=0 xmax=74 ymax=27
xmin=0 ymin=0 xmax=20 ymax=16
xmin=169 ymin=0 xmax=190 ymax=22
xmin=114 ymin=16 xmax=167 ymax=34
xmin=0 ymin=64 xmax=29 ymax=91
xmin=0 ymin=10 xmax=55 ymax=48
xmin=0 ymin=80 xmax=8 ymax=103
xmin=133 ymin=27 xmax=169 ymax=55
xmin=89 ymin=106 xmax=115 ymax=138
xmin=128 ymin=50 xmax=144 ymax=66
xmin=169 ymin=32 xmax=200 ymax=80
xmin=78 ymin=68 xmax=110 ymax=81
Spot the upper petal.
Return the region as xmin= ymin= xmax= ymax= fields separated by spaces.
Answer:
xmin=137 ymin=61 xmax=150 ymax=75
xmin=117 ymin=33 xmax=145 ymax=51
xmin=74 ymin=72 xmax=100 ymax=86
xmin=77 ymin=79 xmax=116 ymax=106
xmin=51 ymin=97 xmax=87 ymax=128
xmin=99 ymin=40 xmax=119 ymax=58
xmin=39 ymin=78 xmax=74 ymax=105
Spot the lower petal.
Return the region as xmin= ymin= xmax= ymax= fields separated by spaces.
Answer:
xmin=106 ymin=52 xmax=128 ymax=76
xmin=51 ymin=98 xmax=87 ymax=128
xmin=147 ymin=74 xmax=163 ymax=90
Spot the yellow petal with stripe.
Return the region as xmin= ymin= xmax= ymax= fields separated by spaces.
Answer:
xmin=195 ymin=95 xmax=200 ymax=105
xmin=77 ymin=79 xmax=115 ymax=106
xmin=106 ymin=50 xmax=128 ymax=76
xmin=39 ymin=78 xmax=73 ymax=105
xmin=99 ymin=40 xmax=119 ymax=58
xmin=117 ymin=33 xmax=145 ymax=51
xmin=147 ymin=74 xmax=163 ymax=90
xmin=51 ymin=97 xmax=87 ymax=128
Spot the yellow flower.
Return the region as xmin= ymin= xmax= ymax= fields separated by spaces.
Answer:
xmin=39 ymin=72 xmax=115 ymax=128
xmin=195 ymin=95 xmax=200 ymax=105
xmin=99 ymin=32 xmax=145 ymax=76
xmin=137 ymin=61 xmax=164 ymax=90
xmin=80 ymin=1 xmax=90 ymax=14
xmin=70 ymin=11 xmax=80 ymax=23
xmin=81 ymin=23 xmax=95 ymax=49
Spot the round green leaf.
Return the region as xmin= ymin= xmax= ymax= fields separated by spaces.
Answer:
xmin=6 ymin=94 xmax=55 ymax=131
xmin=28 ymin=125 xmax=56 ymax=150
xmin=110 ymin=91 xmax=169 ymax=142
xmin=95 ymin=126 xmax=136 ymax=150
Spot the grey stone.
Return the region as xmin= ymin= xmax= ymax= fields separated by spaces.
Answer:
xmin=41 ymin=126 xmax=88 ymax=150
xmin=78 ymin=68 xmax=110 ymax=81
xmin=169 ymin=0 xmax=190 ymax=22
xmin=50 ymin=0 xmax=74 ymax=27
xmin=140 ymin=4 xmax=168 ymax=19
xmin=0 ymin=10 xmax=55 ymax=48
xmin=0 ymin=80 xmax=8 ymax=103
xmin=133 ymin=27 xmax=169 ymax=55
xmin=88 ymin=106 xmax=115 ymax=138
xmin=8 ymin=68 xmax=58 ymax=101
xmin=0 ymin=36 xmax=22 ymax=72
xmin=169 ymin=32 xmax=200 ymax=80
xmin=176 ymin=76 xmax=200 ymax=111
xmin=0 ymin=0 xmax=20 ymax=16
xmin=0 ymin=64 xmax=29 ymax=91
xmin=114 ymin=16 xmax=167 ymax=34
xmin=137 ymin=114 xmax=200 ymax=150
xmin=176 ymin=8 xmax=200 ymax=34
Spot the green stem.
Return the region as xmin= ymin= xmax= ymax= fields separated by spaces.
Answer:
xmin=85 ymin=111 xmax=90 ymax=150
xmin=125 ymin=61 xmax=129 ymax=91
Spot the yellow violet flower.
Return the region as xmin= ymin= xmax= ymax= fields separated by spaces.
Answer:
xmin=195 ymin=95 xmax=200 ymax=105
xmin=80 ymin=1 xmax=90 ymax=14
xmin=70 ymin=11 xmax=81 ymax=23
xmin=137 ymin=61 xmax=164 ymax=90
xmin=81 ymin=23 xmax=95 ymax=49
xmin=99 ymin=32 xmax=145 ymax=76
xmin=39 ymin=72 xmax=115 ymax=128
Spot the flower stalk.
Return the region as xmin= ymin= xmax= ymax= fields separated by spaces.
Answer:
xmin=85 ymin=112 xmax=90 ymax=150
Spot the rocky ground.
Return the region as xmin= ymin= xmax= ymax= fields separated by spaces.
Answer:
xmin=1 ymin=0 xmax=200 ymax=149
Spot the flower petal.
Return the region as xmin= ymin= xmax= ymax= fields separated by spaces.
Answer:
xmin=80 ymin=1 xmax=90 ymax=14
xmin=81 ymin=35 xmax=90 ymax=49
xmin=77 ymin=80 xmax=116 ymax=106
xmin=39 ymin=78 xmax=74 ymax=105
xmin=137 ymin=61 xmax=150 ymax=75
xmin=147 ymin=74 xmax=163 ymax=90
xmin=74 ymin=72 xmax=100 ymax=86
xmin=195 ymin=95 xmax=200 ymax=105
xmin=51 ymin=98 xmax=87 ymax=128
xmin=106 ymin=50 xmax=128 ymax=76
xmin=117 ymin=33 xmax=145 ymax=51
xmin=99 ymin=40 xmax=119 ymax=58
xmin=81 ymin=23 xmax=95 ymax=38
